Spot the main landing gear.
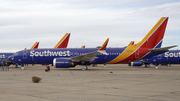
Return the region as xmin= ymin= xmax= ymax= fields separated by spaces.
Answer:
xmin=144 ymin=64 xmax=151 ymax=68
xmin=21 ymin=66 xmax=25 ymax=70
xmin=81 ymin=65 xmax=88 ymax=70
xmin=155 ymin=66 xmax=159 ymax=69
xmin=155 ymin=64 xmax=159 ymax=69
xmin=104 ymin=64 xmax=106 ymax=68
xmin=21 ymin=64 xmax=25 ymax=70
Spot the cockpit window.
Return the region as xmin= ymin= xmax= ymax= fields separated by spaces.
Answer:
xmin=13 ymin=53 xmax=18 ymax=56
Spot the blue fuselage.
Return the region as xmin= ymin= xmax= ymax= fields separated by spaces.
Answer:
xmin=144 ymin=50 xmax=180 ymax=65
xmin=7 ymin=48 xmax=165 ymax=65
xmin=8 ymin=48 xmax=122 ymax=65
xmin=0 ymin=53 xmax=14 ymax=66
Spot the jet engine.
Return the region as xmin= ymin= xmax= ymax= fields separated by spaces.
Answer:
xmin=53 ymin=58 xmax=75 ymax=68
xmin=128 ymin=61 xmax=143 ymax=66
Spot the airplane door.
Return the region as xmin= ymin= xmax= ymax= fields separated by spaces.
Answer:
xmin=135 ymin=50 xmax=139 ymax=58
xmin=23 ymin=50 xmax=27 ymax=59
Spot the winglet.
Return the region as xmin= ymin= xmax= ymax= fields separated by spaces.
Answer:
xmin=31 ymin=42 xmax=39 ymax=49
xmin=54 ymin=33 xmax=70 ymax=48
xmin=99 ymin=38 xmax=109 ymax=51
xmin=81 ymin=45 xmax=85 ymax=48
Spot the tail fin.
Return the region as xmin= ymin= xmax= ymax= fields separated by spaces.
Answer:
xmin=106 ymin=17 xmax=169 ymax=64
xmin=99 ymin=38 xmax=109 ymax=51
xmin=54 ymin=33 xmax=70 ymax=48
xmin=81 ymin=45 xmax=85 ymax=48
xmin=135 ymin=17 xmax=168 ymax=49
xmin=128 ymin=41 xmax=134 ymax=46
xmin=31 ymin=42 xmax=39 ymax=49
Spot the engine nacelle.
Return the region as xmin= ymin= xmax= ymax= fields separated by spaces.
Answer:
xmin=129 ymin=61 xmax=143 ymax=66
xmin=53 ymin=58 xmax=75 ymax=68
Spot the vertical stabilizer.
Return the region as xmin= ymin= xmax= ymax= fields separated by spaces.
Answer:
xmin=136 ymin=17 xmax=168 ymax=49
xmin=54 ymin=33 xmax=71 ymax=48
xmin=81 ymin=45 xmax=85 ymax=48
xmin=99 ymin=38 xmax=109 ymax=51
xmin=128 ymin=41 xmax=135 ymax=46
xmin=31 ymin=42 xmax=39 ymax=49
xmin=107 ymin=17 xmax=169 ymax=64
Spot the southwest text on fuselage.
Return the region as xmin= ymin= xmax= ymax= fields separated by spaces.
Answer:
xmin=30 ymin=50 xmax=70 ymax=57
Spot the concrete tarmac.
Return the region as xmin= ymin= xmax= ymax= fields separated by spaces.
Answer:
xmin=0 ymin=64 xmax=180 ymax=101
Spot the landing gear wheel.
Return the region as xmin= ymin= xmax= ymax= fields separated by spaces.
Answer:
xmin=104 ymin=64 xmax=106 ymax=68
xmin=155 ymin=66 xmax=159 ymax=69
xmin=155 ymin=64 xmax=159 ymax=69
xmin=145 ymin=64 xmax=147 ymax=68
xmin=82 ymin=65 xmax=88 ymax=70
xmin=21 ymin=67 xmax=25 ymax=70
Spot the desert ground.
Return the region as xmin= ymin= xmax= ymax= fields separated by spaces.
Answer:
xmin=0 ymin=64 xmax=180 ymax=101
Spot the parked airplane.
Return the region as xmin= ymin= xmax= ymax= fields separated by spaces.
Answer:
xmin=1 ymin=42 xmax=40 ymax=66
xmin=7 ymin=17 xmax=175 ymax=70
xmin=1 ymin=33 xmax=70 ymax=66
xmin=129 ymin=50 xmax=179 ymax=69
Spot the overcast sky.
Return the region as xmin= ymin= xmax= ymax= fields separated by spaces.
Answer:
xmin=0 ymin=0 xmax=180 ymax=52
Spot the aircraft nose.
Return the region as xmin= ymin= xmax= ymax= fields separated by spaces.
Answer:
xmin=7 ymin=55 xmax=15 ymax=62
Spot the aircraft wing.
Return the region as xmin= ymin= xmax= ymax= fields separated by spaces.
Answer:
xmin=149 ymin=45 xmax=178 ymax=52
xmin=70 ymin=38 xmax=109 ymax=62
xmin=71 ymin=50 xmax=108 ymax=62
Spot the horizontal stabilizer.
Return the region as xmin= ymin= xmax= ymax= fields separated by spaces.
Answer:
xmin=149 ymin=45 xmax=178 ymax=52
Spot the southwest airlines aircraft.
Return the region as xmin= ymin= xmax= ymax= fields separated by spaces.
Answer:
xmin=129 ymin=50 xmax=180 ymax=69
xmin=1 ymin=33 xmax=70 ymax=66
xmin=1 ymin=42 xmax=39 ymax=66
xmin=8 ymin=17 xmax=175 ymax=70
